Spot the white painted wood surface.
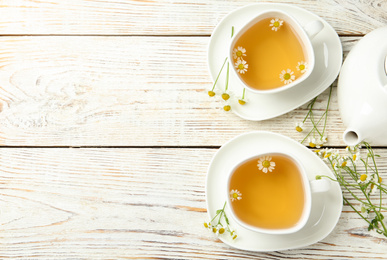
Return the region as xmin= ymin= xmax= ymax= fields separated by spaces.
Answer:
xmin=0 ymin=0 xmax=386 ymax=259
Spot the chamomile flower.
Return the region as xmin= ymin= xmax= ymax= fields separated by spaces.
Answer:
xmin=203 ymin=222 xmax=211 ymax=229
xmin=370 ymin=176 xmax=383 ymax=194
xmin=358 ymin=173 xmax=372 ymax=184
xmin=346 ymin=144 xmax=361 ymax=154
xmin=295 ymin=122 xmax=304 ymax=132
xmin=221 ymin=90 xmax=235 ymax=101
xmin=217 ymin=225 xmax=226 ymax=235
xmin=229 ymin=189 xmax=242 ymax=202
xmin=230 ymin=230 xmax=238 ymax=240
xmin=296 ymin=61 xmax=308 ymax=73
xmin=232 ymin=46 xmax=247 ymax=60
xmin=238 ymin=98 xmax=246 ymax=105
xmin=269 ymin=18 xmax=284 ymax=31
xmin=315 ymin=139 xmax=324 ymax=149
xmin=352 ymin=151 xmax=361 ymax=165
xmin=337 ymin=156 xmax=349 ymax=168
xmin=280 ymin=69 xmax=295 ymax=85
xmin=238 ymin=88 xmax=247 ymax=105
xmin=207 ymin=86 xmax=221 ymax=97
xmin=308 ymin=137 xmax=317 ymax=148
xmin=257 ymin=156 xmax=276 ymax=173
xmin=235 ymin=58 xmax=248 ymax=74
xmin=223 ymin=101 xmax=231 ymax=112
xmin=221 ymin=93 xmax=230 ymax=101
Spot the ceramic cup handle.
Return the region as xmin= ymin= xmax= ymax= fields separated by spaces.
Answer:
xmin=310 ymin=179 xmax=331 ymax=193
xmin=304 ymin=20 xmax=324 ymax=40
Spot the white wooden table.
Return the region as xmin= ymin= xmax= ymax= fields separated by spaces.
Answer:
xmin=1 ymin=0 xmax=386 ymax=258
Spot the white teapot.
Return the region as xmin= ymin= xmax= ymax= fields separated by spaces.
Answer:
xmin=338 ymin=26 xmax=387 ymax=146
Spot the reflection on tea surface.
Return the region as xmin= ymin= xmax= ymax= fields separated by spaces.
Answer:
xmin=229 ymin=154 xmax=305 ymax=229
xmin=232 ymin=17 xmax=307 ymax=90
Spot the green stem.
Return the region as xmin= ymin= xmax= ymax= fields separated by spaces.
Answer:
xmin=225 ymin=62 xmax=229 ymax=91
xmin=343 ymin=196 xmax=372 ymax=226
xmin=217 ymin=201 xmax=227 ymax=226
xmin=321 ymin=85 xmax=332 ymax=137
xmin=211 ymin=57 xmax=228 ymax=91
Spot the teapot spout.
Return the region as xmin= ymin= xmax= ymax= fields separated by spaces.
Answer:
xmin=343 ymin=128 xmax=364 ymax=146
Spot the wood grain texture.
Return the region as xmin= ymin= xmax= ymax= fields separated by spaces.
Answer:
xmin=0 ymin=148 xmax=386 ymax=259
xmin=0 ymin=36 xmax=358 ymax=146
xmin=1 ymin=1 xmax=387 ymax=258
xmin=0 ymin=0 xmax=386 ymax=35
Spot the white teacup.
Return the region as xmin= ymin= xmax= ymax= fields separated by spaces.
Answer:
xmin=229 ymin=10 xmax=324 ymax=94
xmin=226 ymin=152 xmax=330 ymax=235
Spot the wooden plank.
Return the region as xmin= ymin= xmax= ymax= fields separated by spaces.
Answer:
xmin=0 ymin=148 xmax=386 ymax=258
xmin=0 ymin=36 xmax=358 ymax=147
xmin=0 ymin=0 xmax=386 ymax=35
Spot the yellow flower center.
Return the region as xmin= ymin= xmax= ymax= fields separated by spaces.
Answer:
xmin=222 ymin=93 xmax=230 ymax=101
xmin=309 ymin=142 xmax=316 ymax=148
xmin=273 ymin=21 xmax=280 ymax=27
xmin=238 ymin=64 xmax=245 ymax=70
xmin=232 ymin=193 xmax=238 ymax=199
xmin=284 ymin=73 xmax=291 ymax=80
xmin=208 ymin=90 xmax=215 ymax=97
xmin=379 ymin=177 xmax=383 ymax=183
xmin=223 ymin=105 xmax=231 ymax=111
xmin=262 ymin=160 xmax=270 ymax=168
xmin=299 ymin=64 xmax=305 ymax=70
xmin=218 ymin=228 xmax=225 ymax=234
xmin=238 ymin=99 xmax=246 ymax=105
xmin=295 ymin=126 xmax=303 ymax=132
xmin=360 ymin=174 xmax=367 ymax=182
xmin=236 ymin=51 xmax=242 ymax=57
xmin=341 ymin=161 xmax=347 ymax=167
xmin=353 ymin=154 xmax=357 ymax=161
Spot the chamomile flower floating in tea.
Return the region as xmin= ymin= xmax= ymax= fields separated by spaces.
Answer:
xmin=232 ymin=46 xmax=247 ymax=59
xmin=296 ymin=61 xmax=308 ymax=73
xmin=269 ymin=18 xmax=283 ymax=31
xmin=235 ymin=59 xmax=248 ymax=74
xmin=229 ymin=154 xmax=305 ymax=230
xmin=279 ymin=69 xmax=296 ymax=85
xmin=257 ymin=156 xmax=276 ymax=173
xmin=229 ymin=189 xmax=242 ymax=202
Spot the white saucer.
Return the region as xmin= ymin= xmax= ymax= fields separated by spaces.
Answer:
xmin=205 ymin=131 xmax=343 ymax=251
xmin=207 ymin=4 xmax=342 ymax=121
